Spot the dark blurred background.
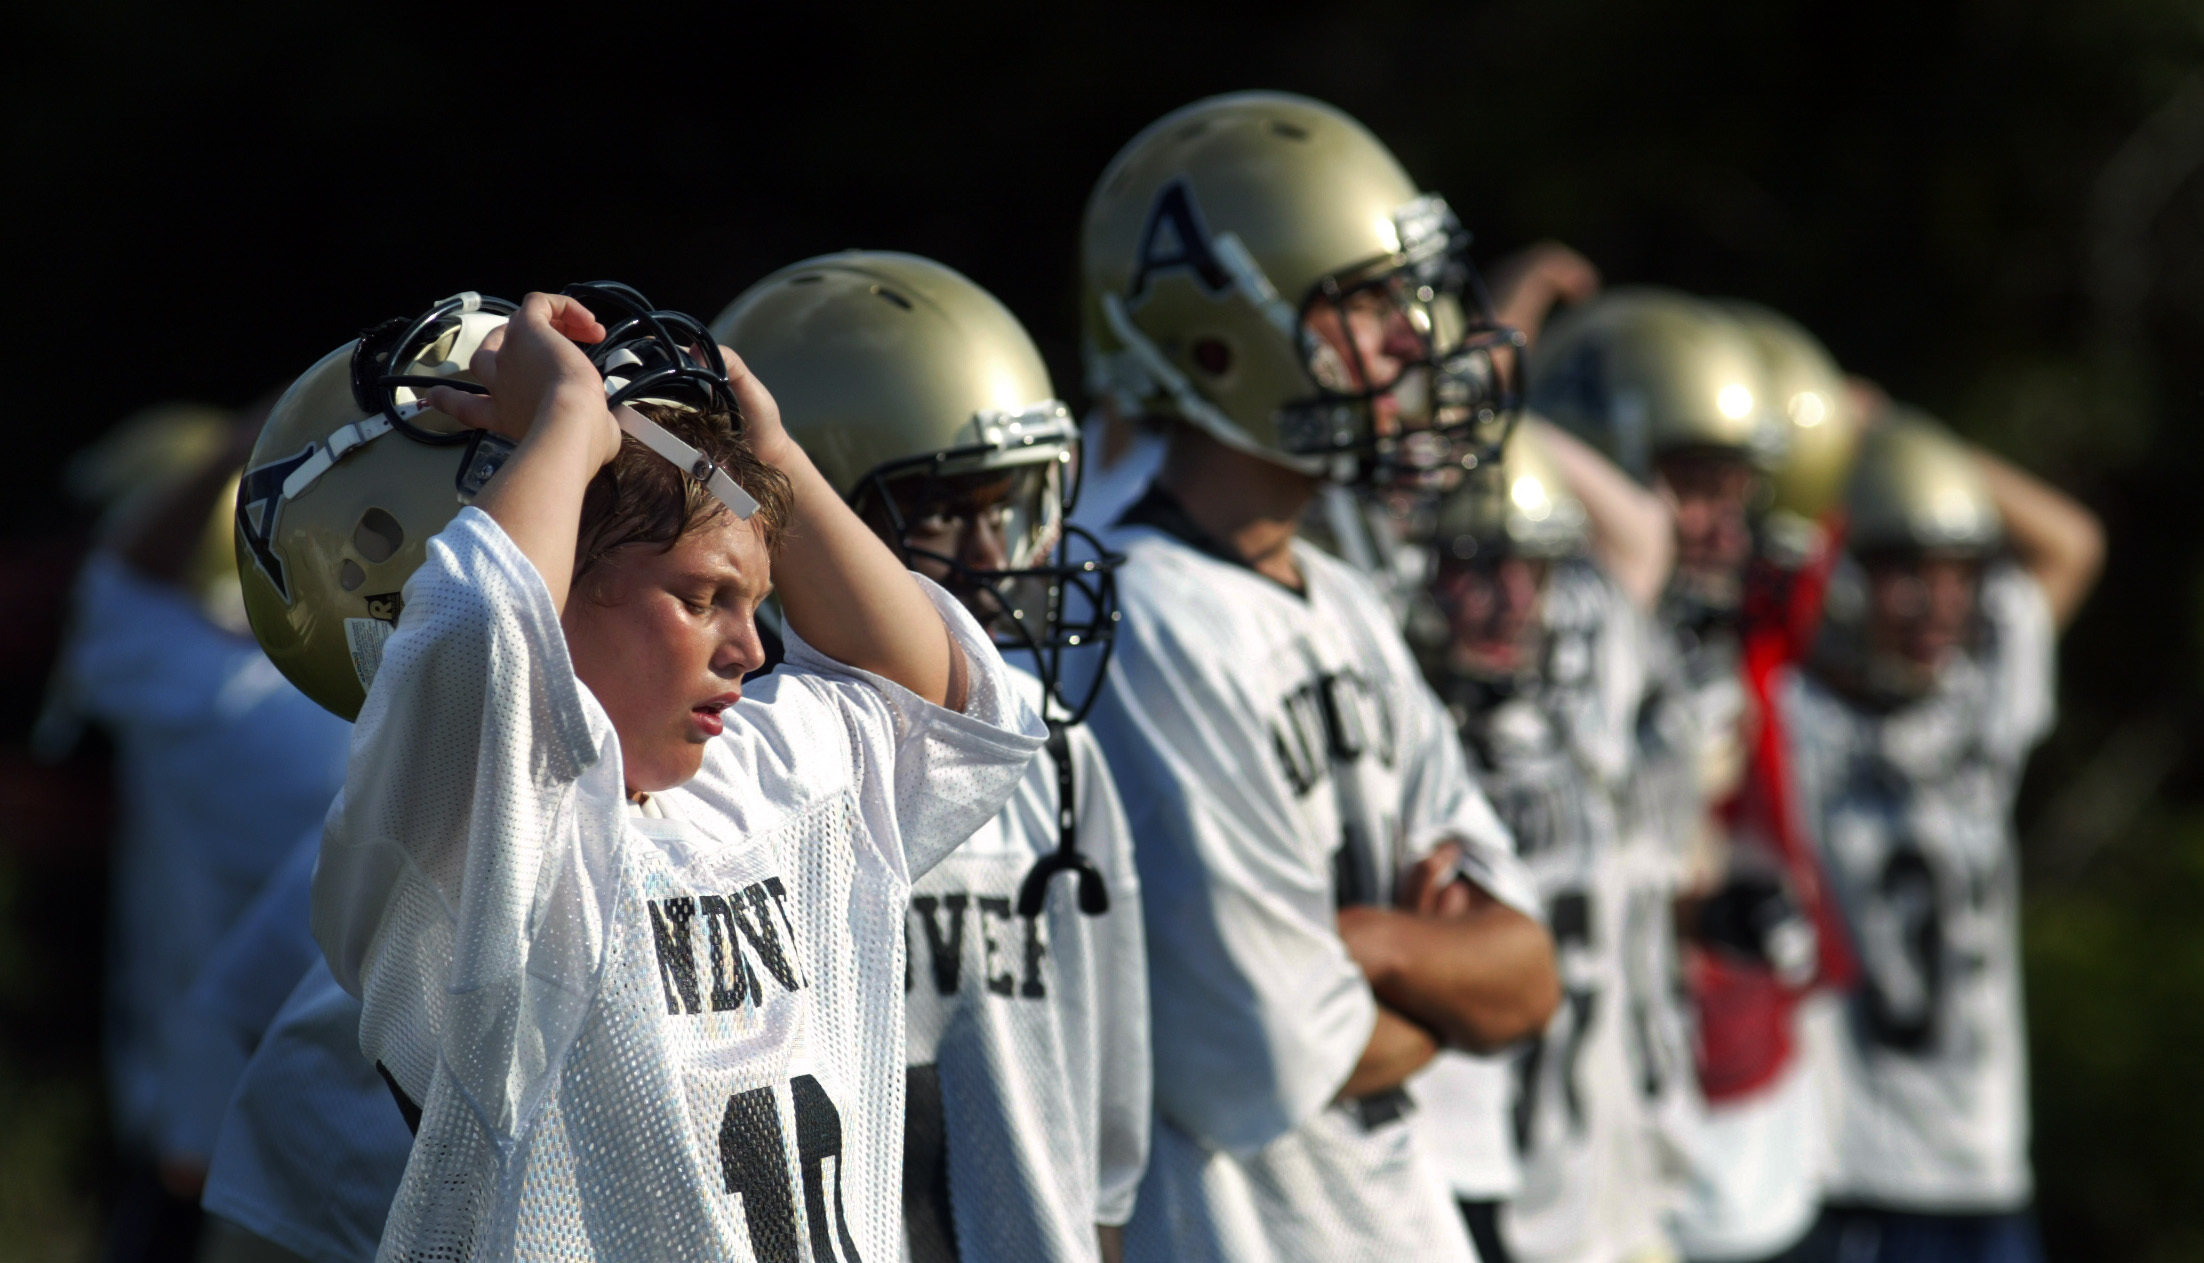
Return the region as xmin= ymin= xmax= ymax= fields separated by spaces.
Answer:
xmin=5 ymin=1 xmax=2201 ymax=1257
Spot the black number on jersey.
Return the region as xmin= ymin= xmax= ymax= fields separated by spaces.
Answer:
xmin=1513 ymin=890 xmax=1597 ymax=1153
xmin=719 ymin=1074 xmax=862 ymax=1262
xmin=1860 ymin=845 xmax=1942 ymax=1054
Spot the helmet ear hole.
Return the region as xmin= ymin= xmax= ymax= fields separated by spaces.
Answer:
xmin=1192 ymin=338 xmax=1233 ymax=376
xmin=353 ymin=507 xmax=405 ymax=563
xmin=338 ymin=559 xmax=367 ymax=592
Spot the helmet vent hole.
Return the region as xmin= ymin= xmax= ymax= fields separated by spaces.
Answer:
xmin=1268 ymin=121 xmax=1309 ymax=141
xmin=353 ymin=508 xmax=404 ymax=563
xmin=790 ymin=274 xmax=824 ymax=284
xmin=1192 ymin=338 xmax=1232 ymax=376
xmin=870 ymin=285 xmax=912 ymax=311
xmin=338 ymin=558 xmax=367 ymax=592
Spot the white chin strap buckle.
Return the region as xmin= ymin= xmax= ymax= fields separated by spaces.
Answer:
xmin=614 ymin=406 xmax=759 ymax=519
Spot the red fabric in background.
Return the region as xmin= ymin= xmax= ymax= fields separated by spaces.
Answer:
xmin=1691 ymin=518 xmax=1859 ymax=1103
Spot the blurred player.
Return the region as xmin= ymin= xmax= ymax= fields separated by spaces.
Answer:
xmin=713 ymin=251 xmax=1148 ymax=1263
xmin=1078 ymin=91 xmax=1560 ymax=1263
xmin=1532 ymin=290 xmax=1837 ymax=1263
xmin=1414 ymin=419 xmax=1679 ymax=1263
xmin=237 ymin=285 xmax=1044 ymax=1260
xmin=1785 ymin=413 xmax=2099 ymax=1263
xmin=178 ymin=830 xmax=411 ymax=1263
xmin=42 ymin=403 xmax=351 ymax=1263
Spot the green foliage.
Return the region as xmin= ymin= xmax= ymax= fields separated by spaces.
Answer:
xmin=2027 ymin=813 xmax=2204 ymax=1261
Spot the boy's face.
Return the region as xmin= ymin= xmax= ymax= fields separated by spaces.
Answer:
xmin=562 ymin=511 xmax=773 ymax=796
xmin=866 ymin=467 xmax=1054 ymax=632
xmin=1432 ymin=554 xmax=1549 ymax=676
xmin=1656 ymin=449 xmax=1757 ymax=596
xmin=1863 ymin=553 xmax=1981 ymax=674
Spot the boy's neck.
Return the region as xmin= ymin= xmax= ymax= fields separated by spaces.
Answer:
xmin=1155 ymin=426 xmax=1319 ymax=592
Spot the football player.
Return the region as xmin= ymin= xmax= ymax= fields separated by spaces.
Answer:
xmin=239 ymin=284 xmax=1045 ymax=1260
xmin=42 ymin=403 xmax=351 ymax=1262
xmin=1412 ymin=418 xmax=1680 ymax=1263
xmin=712 ymin=251 xmax=1148 ymax=1263
xmin=1077 ymin=91 xmax=1560 ymax=1263
xmin=1530 ymin=290 xmax=1834 ymax=1263
xmin=1784 ymin=412 xmax=2099 ymax=1263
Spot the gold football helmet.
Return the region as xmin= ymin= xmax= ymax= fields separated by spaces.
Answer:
xmin=1844 ymin=408 xmax=2001 ymax=557
xmin=1721 ymin=301 xmax=1859 ymax=530
xmin=1432 ymin=420 xmax=1588 ymax=564
xmin=239 ymin=286 xmax=751 ymax=720
xmin=1080 ymin=91 xmax=1520 ymax=484
xmin=236 ymin=292 xmax=517 ymax=719
xmin=1527 ymin=287 xmax=1784 ymax=483
xmin=711 ymin=252 xmax=1118 ymax=717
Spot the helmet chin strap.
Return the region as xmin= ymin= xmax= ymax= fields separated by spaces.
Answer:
xmin=609 ymin=404 xmax=759 ymax=520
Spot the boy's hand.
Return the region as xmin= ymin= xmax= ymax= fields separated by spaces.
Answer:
xmin=718 ymin=345 xmax=798 ymax=469
xmin=428 ymin=292 xmax=621 ymax=469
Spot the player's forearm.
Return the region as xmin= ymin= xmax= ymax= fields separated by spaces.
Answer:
xmin=1336 ymin=1003 xmax=1439 ymax=1100
xmin=1341 ymin=904 xmax=1559 ymax=1053
xmin=1533 ymin=418 xmax=1672 ymax=610
xmin=471 ymin=383 xmax=612 ymax=614
xmin=1967 ymin=444 xmax=2103 ymax=629
xmin=753 ymin=434 xmax=964 ymax=709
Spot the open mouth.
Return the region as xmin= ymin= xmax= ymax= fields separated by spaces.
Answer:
xmin=691 ymin=693 xmax=739 ymax=736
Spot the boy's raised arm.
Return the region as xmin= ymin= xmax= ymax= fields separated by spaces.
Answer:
xmin=717 ymin=344 xmax=967 ymax=711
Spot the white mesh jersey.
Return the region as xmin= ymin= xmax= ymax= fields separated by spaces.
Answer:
xmin=1423 ymin=563 xmax=1675 ymax=1263
xmin=202 ymin=960 xmax=413 ymax=1263
xmin=901 ymin=673 xmax=1149 ymax=1263
xmin=1083 ymin=498 xmax=1536 ymax=1263
xmin=1783 ymin=564 xmax=2053 ymax=1213
xmin=312 ymin=508 xmax=1045 ymax=1262
xmin=50 ymin=554 xmax=350 ymax=1153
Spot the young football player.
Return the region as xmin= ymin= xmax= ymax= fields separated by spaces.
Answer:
xmin=236 ymin=285 xmax=1045 ymax=1260
xmin=712 ymin=251 xmax=1148 ymax=1263
xmin=1530 ymin=290 xmax=1834 ymax=1263
xmin=1077 ymin=91 xmax=1560 ymax=1263
xmin=1785 ymin=413 xmax=2099 ymax=1263
xmin=1413 ymin=418 xmax=1679 ymax=1263
xmin=43 ymin=404 xmax=351 ymax=1262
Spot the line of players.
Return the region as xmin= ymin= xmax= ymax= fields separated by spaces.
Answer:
xmin=56 ymin=90 xmax=2099 ymax=1263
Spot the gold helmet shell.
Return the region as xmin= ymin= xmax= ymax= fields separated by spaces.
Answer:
xmin=710 ymin=251 xmax=1072 ymax=505
xmin=1432 ymin=419 xmax=1588 ymax=563
xmin=1080 ymin=92 xmax=1503 ymax=480
xmin=1721 ymin=301 xmax=1858 ymax=524
xmin=1843 ymin=408 xmax=2001 ymax=557
xmin=236 ymin=295 xmax=513 ymax=720
xmin=1528 ymin=287 xmax=1785 ymax=483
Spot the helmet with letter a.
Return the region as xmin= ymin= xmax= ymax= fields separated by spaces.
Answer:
xmin=1080 ymin=91 xmax=1523 ymax=488
xmin=234 ymin=292 xmax=519 ymax=720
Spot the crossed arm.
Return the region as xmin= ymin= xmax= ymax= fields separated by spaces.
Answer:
xmin=1336 ymin=844 xmax=1561 ymax=1097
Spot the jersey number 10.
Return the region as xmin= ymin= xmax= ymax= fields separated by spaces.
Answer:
xmin=720 ymin=1074 xmax=863 ymax=1262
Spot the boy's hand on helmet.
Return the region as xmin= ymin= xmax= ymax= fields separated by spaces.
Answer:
xmin=717 ymin=345 xmax=796 ymax=468
xmin=428 ymin=292 xmax=622 ymax=468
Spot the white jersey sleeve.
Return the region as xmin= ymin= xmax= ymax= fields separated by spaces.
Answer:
xmin=313 ymin=505 xmax=623 ymax=1126
xmin=1085 ymin=594 xmax=1377 ymax=1156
